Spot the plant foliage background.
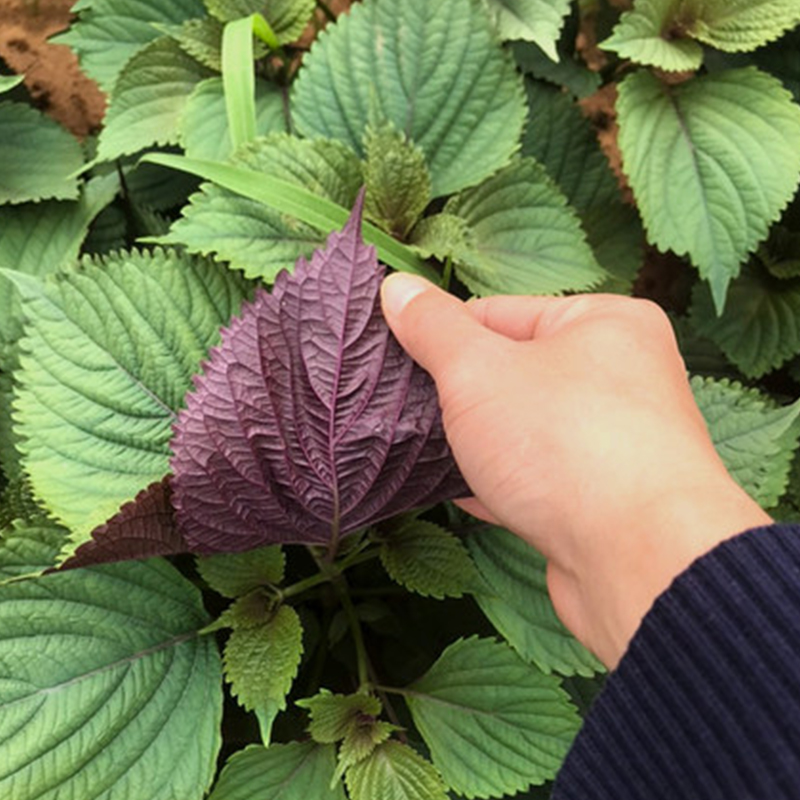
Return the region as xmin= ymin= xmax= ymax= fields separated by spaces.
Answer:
xmin=2 ymin=0 xmax=800 ymax=798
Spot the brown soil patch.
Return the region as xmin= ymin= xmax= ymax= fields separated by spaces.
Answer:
xmin=0 ymin=0 xmax=106 ymax=137
xmin=580 ymin=83 xmax=632 ymax=204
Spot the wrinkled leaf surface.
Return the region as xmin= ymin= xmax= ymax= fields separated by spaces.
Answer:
xmin=172 ymin=194 xmax=468 ymax=552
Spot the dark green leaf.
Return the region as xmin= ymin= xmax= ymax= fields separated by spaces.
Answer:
xmin=0 ymin=558 xmax=222 ymax=799
xmin=0 ymin=102 xmax=83 ymax=204
xmin=467 ymin=526 xmax=603 ymax=676
xmin=363 ymin=123 xmax=432 ymax=239
xmin=291 ymin=0 xmax=526 ymax=197
xmin=690 ymin=264 xmax=800 ymax=378
xmin=405 ymin=637 xmax=581 ymax=798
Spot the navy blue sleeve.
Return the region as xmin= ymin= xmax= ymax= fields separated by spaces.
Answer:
xmin=552 ymin=523 xmax=800 ymax=800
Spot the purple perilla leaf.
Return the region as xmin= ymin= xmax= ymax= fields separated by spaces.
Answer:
xmin=171 ymin=191 xmax=469 ymax=554
xmin=58 ymin=478 xmax=187 ymax=570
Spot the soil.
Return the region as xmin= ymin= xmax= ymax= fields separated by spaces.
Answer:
xmin=0 ymin=0 xmax=352 ymax=137
xmin=0 ymin=0 xmax=106 ymax=137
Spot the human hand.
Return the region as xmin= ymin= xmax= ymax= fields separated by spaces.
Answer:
xmin=381 ymin=274 xmax=772 ymax=668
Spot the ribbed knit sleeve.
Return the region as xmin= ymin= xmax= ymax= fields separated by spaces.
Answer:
xmin=552 ymin=523 xmax=800 ymax=800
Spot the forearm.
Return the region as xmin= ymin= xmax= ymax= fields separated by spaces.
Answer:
xmin=546 ymin=476 xmax=773 ymax=669
xmin=553 ymin=523 xmax=800 ymax=800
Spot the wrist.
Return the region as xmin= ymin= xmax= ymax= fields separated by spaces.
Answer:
xmin=562 ymin=475 xmax=772 ymax=668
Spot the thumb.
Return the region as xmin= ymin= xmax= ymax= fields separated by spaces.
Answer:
xmin=381 ymin=273 xmax=495 ymax=378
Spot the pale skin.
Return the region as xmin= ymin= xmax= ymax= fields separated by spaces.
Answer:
xmin=380 ymin=273 xmax=772 ymax=669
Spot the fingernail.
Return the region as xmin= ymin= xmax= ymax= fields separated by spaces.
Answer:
xmin=381 ymin=273 xmax=431 ymax=318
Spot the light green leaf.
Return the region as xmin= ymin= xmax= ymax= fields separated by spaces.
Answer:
xmin=345 ymin=741 xmax=449 ymax=800
xmin=442 ymin=158 xmax=606 ymax=296
xmin=601 ymin=0 xmax=703 ymax=71
xmin=688 ymin=0 xmax=800 ymax=53
xmin=197 ymin=545 xmax=285 ymax=598
xmin=363 ymin=123 xmax=432 ymax=239
xmin=149 ymin=143 xmax=437 ymax=280
xmin=52 ymin=0 xmax=205 ymax=90
xmin=0 ymin=102 xmax=83 ymax=204
xmin=380 ymin=521 xmax=483 ymax=600
xmin=97 ymin=37 xmax=215 ymax=163
xmin=205 ymin=0 xmax=316 ymax=43
xmin=158 ymin=135 xmax=360 ymax=280
xmin=405 ymin=636 xmax=580 ymax=798
xmin=254 ymin=699 xmax=282 ymax=745
xmin=0 ymin=175 xmax=121 ymax=480
xmin=208 ymin=742 xmax=345 ymax=800
xmin=617 ymin=67 xmax=800 ymax=311
xmin=156 ymin=17 xmax=226 ymax=71
xmin=690 ymin=264 xmax=800 ymax=377
xmin=481 ymin=0 xmax=571 ymax=60
xmin=692 ymin=376 xmax=800 ymax=508
xmin=224 ymin=604 xmax=304 ymax=712
xmin=182 ymin=77 xmax=287 ymax=161
xmin=298 ymin=690 xmax=382 ymax=744
xmin=291 ymin=0 xmax=526 ymax=197
xmin=7 ymin=248 xmax=251 ymax=554
xmin=467 ymin=527 xmax=603 ymax=676
xmin=0 ymin=557 xmax=222 ymax=800
xmin=0 ymin=75 xmax=24 ymax=94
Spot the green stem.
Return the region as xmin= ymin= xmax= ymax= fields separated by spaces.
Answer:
xmin=369 ymin=666 xmax=408 ymax=744
xmin=351 ymin=586 xmax=408 ymax=598
xmin=375 ymin=684 xmax=412 ymax=697
xmin=281 ymin=570 xmax=330 ymax=600
xmin=303 ymin=587 xmax=335 ymax=697
xmin=441 ymin=255 xmax=453 ymax=291
xmin=336 ymin=577 xmax=370 ymax=690
xmin=280 ymin=548 xmax=378 ymax=600
xmin=338 ymin=548 xmax=379 ymax=572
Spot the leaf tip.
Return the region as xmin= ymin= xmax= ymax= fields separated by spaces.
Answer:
xmin=345 ymin=185 xmax=368 ymax=235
